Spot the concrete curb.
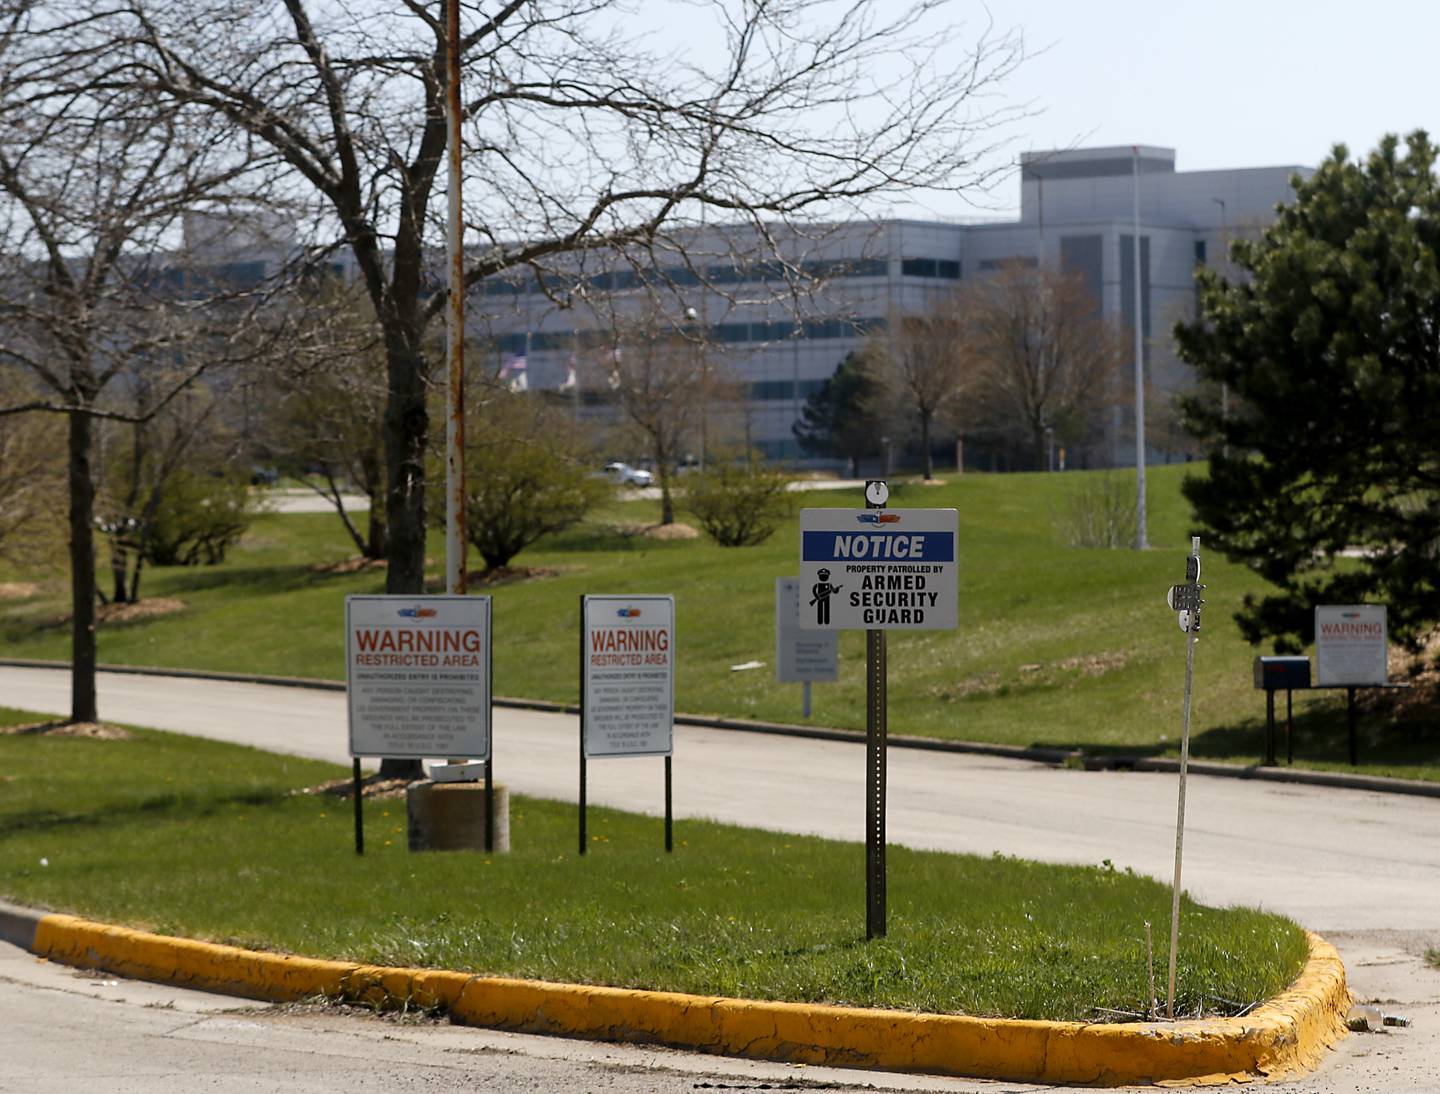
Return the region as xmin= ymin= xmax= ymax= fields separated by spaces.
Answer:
xmin=16 ymin=909 xmax=1347 ymax=1086
xmin=0 ymin=899 xmax=41 ymax=951
xmin=2 ymin=657 xmax=1435 ymax=799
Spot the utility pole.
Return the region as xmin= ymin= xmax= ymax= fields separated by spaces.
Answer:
xmin=444 ymin=0 xmax=466 ymax=596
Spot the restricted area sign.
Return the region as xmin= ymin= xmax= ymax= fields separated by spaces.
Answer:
xmin=799 ymin=508 xmax=958 ymax=630
xmin=582 ymin=595 xmax=674 ymax=757
xmin=345 ymin=595 xmax=491 ymax=760
xmin=1315 ymin=605 xmax=1388 ymax=686
xmin=775 ymin=577 xmax=839 ymax=682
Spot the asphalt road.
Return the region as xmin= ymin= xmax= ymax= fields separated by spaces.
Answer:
xmin=2 ymin=665 xmax=1437 ymax=1089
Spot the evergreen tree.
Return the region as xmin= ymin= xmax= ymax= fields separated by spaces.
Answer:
xmin=792 ymin=350 xmax=883 ymax=474
xmin=1176 ymin=133 xmax=1440 ymax=651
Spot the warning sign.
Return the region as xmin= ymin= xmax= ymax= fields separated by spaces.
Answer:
xmin=799 ymin=508 xmax=958 ymax=630
xmin=1315 ymin=604 xmax=1388 ymax=686
xmin=345 ymin=595 xmax=491 ymax=759
xmin=582 ymin=595 xmax=674 ymax=757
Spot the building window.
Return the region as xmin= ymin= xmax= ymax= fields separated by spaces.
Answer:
xmin=978 ymin=256 xmax=1038 ymax=271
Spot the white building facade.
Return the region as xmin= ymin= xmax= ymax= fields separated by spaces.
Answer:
xmin=473 ymin=146 xmax=1312 ymax=467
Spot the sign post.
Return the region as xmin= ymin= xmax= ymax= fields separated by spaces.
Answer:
xmin=579 ymin=595 xmax=675 ymax=854
xmin=1163 ymin=537 xmax=1205 ymax=1019
xmin=775 ymin=577 xmax=839 ymax=719
xmin=344 ymin=595 xmax=493 ymax=854
xmin=800 ymin=482 xmax=958 ymax=940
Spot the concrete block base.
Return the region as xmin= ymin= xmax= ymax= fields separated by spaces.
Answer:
xmin=406 ymin=780 xmax=510 ymax=853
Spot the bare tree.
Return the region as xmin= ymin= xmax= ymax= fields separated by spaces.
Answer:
xmin=104 ymin=0 xmax=1024 ymax=592
xmin=962 ymin=263 xmax=1121 ymax=470
xmin=605 ymin=319 xmax=709 ymax=525
xmin=262 ymin=282 xmax=390 ymax=560
xmin=881 ymin=306 xmax=970 ymax=480
xmin=97 ymin=377 xmax=248 ymax=604
xmin=0 ymin=4 xmax=271 ymax=723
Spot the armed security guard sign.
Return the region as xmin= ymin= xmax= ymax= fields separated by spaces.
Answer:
xmin=345 ymin=595 xmax=491 ymax=760
xmin=800 ymin=508 xmax=958 ymax=630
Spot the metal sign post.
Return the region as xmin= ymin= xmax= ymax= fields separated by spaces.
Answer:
xmin=799 ymin=481 xmax=958 ymax=942
xmin=1164 ymin=536 xmax=1204 ymax=1019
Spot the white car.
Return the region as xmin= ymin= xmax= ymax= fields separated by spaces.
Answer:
xmin=600 ymin=461 xmax=653 ymax=487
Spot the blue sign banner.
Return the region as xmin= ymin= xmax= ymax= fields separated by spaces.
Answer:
xmin=802 ymin=530 xmax=954 ymax=563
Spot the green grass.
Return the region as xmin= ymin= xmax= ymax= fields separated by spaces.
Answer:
xmin=1 ymin=464 xmax=1436 ymax=780
xmin=0 ymin=711 xmax=1308 ymax=1021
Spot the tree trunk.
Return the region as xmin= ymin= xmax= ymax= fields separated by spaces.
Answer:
xmin=110 ymin=538 xmax=129 ymax=604
xmin=379 ymin=337 xmax=428 ymax=781
xmin=68 ymin=409 xmax=98 ymax=724
xmin=383 ymin=339 xmax=428 ymax=595
xmin=659 ymin=468 xmax=675 ymax=525
xmin=920 ymin=412 xmax=934 ymax=480
xmin=363 ymin=449 xmax=387 ymax=559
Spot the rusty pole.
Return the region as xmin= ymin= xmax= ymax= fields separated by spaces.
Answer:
xmin=444 ymin=0 xmax=467 ymax=596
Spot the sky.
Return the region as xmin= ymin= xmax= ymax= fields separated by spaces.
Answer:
xmin=914 ymin=0 xmax=1435 ymax=218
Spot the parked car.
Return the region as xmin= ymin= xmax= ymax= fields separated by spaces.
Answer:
xmin=598 ymin=461 xmax=653 ymax=487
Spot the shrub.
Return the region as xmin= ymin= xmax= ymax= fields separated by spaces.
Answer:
xmin=1054 ymin=471 xmax=1136 ymax=548
xmin=433 ymin=393 xmax=611 ymax=572
xmin=145 ymin=468 xmax=252 ymax=566
xmin=685 ymin=456 xmax=793 ymax=547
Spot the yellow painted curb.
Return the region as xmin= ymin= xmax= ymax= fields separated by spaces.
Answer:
xmin=30 ymin=914 xmax=1348 ymax=1086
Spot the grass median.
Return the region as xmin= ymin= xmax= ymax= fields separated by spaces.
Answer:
xmin=1 ymin=464 xmax=1434 ymax=779
xmin=0 ymin=709 xmax=1309 ymax=1022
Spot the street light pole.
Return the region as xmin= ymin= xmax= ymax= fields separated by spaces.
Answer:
xmin=1212 ymin=197 xmax=1230 ymax=462
xmin=1132 ymin=146 xmax=1148 ymax=550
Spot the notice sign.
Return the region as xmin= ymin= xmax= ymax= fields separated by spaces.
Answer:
xmin=345 ymin=595 xmax=491 ymax=760
xmin=775 ymin=577 xmax=839 ymax=682
xmin=583 ymin=595 xmax=674 ymax=757
xmin=799 ymin=508 xmax=958 ymax=630
xmin=1315 ymin=604 xmax=1388 ymax=686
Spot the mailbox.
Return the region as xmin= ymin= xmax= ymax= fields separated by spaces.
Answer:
xmin=1253 ymin=656 xmax=1311 ymax=690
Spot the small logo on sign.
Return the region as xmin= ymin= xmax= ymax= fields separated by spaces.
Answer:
xmin=616 ymin=608 xmax=642 ymax=619
xmin=1342 ymin=611 xmax=1362 ymax=619
xmin=856 ymin=513 xmax=900 ymax=525
xmin=398 ymin=607 xmax=438 ymax=619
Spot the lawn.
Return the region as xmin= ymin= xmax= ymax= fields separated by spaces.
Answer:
xmin=0 ymin=712 xmax=1309 ymax=1022
xmin=1 ymin=464 xmax=1435 ymax=780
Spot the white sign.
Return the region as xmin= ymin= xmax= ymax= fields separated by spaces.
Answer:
xmin=799 ymin=508 xmax=958 ymax=630
xmin=345 ymin=595 xmax=491 ymax=759
xmin=582 ymin=595 xmax=674 ymax=757
xmin=1315 ymin=604 xmax=1388 ymax=686
xmin=775 ymin=577 xmax=839 ymax=682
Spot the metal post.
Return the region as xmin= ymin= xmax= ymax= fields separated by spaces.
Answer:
xmin=1165 ymin=536 xmax=1200 ymax=1020
xmin=1347 ymin=687 xmax=1358 ymax=766
xmin=1265 ymin=689 xmax=1276 ymax=766
xmin=1132 ymin=146 xmax=1148 ymax=550
xmin=352 ymin=758 xmax=364 ymax=856
xmin=664 ymin=756 xmax=673 ymax=853
xmin=443 ymin=0 xmax=467 ymax=598
xmin=579 ymin=594 xmax=587 ymax=855
xmin=1286 ymin=688 xmax=1294 ymax=765
xmin=802 ymin=680 xmax=812 ymax=719
xmin=484 ymin=757 xmax=494 ymax=853
xmin=866 ymin=627 xmax=888 ymax=940
xmin=860 ymin=479 xmax=891 ymax=941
